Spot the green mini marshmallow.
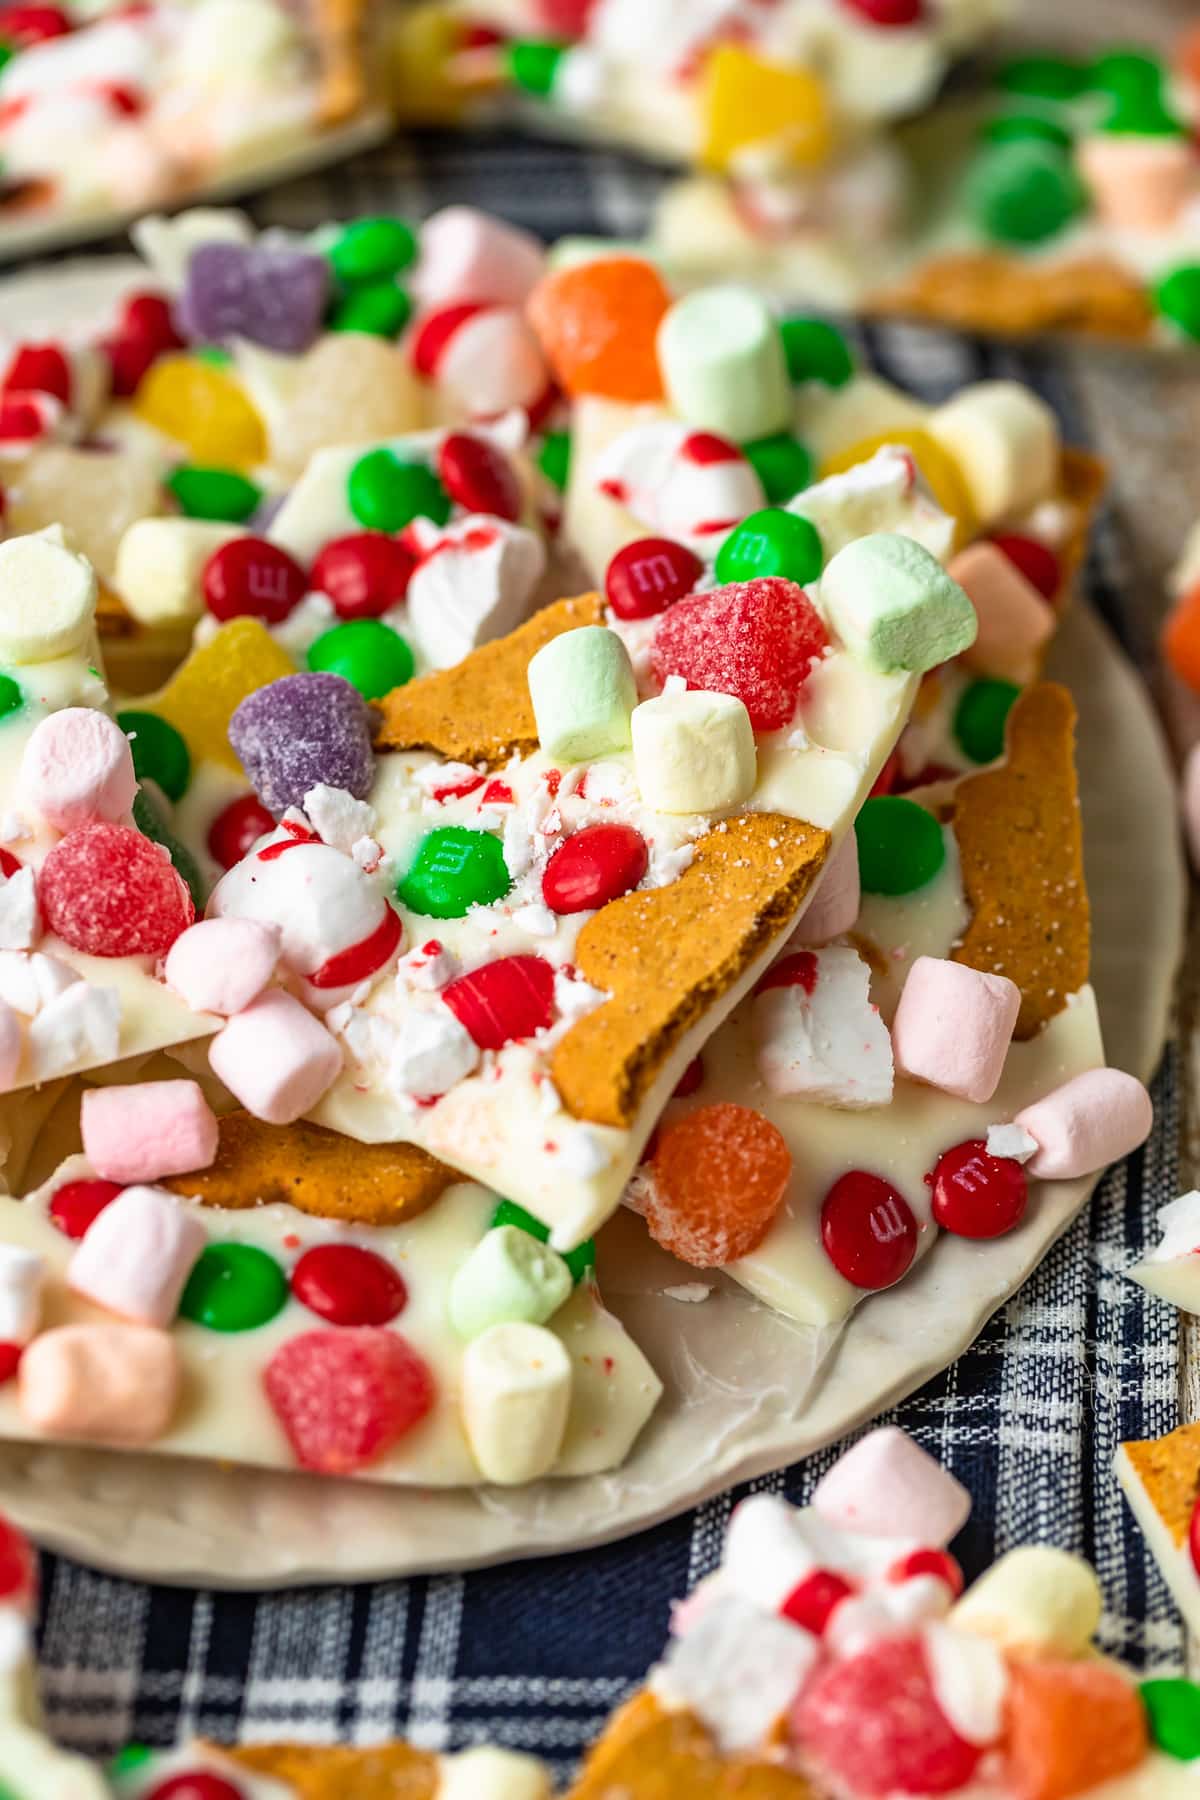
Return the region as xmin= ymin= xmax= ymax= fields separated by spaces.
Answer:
xmin=657 ymin=285 xmax=791 ymax=445
xmin=449 ymin=1225 xmax=573 ymax=1340
xmin=819 ymin=534 xmax=977 ymax=674
xmin=527 ymin=625 xmax=638 ymax=762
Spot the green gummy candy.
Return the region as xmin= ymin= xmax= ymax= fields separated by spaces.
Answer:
xmin=996 ymin=54 xmax=1089 ymax=102
xmin=307 ymin=618 xmax=415 ymax=701
xmin=166 ymin=464 xmax=261 ymax=523
xmin=856 ymin=796 xmax=945 ymax=896
xmin=742 ymin=434 xmax=813 ymax=506
xmin=329 ymin=281 xmax=413 ymax=338
xmin=820 ymin=533 xmax=976 ymax=674
xmin=448 ymin=1225 xmax=573 ymax=1339
xmin=1140 ymin=1677 xmax=1200 ymax=1760
xmin=118 ymin=708 xmax=191 ymax=802
xmin=490 ymin=1197 xmax=595 ymax=1282
xmin=953 ymin=678 xmax=1020 ymax=765
xmin=328 ymin=216 xmax=417 ymax=285
xmin=537 ymin=430 xmax=571 ymax=491
xmin=1156 ymin=265 xmax=1200 ymax=341
xmin=397 ymin=826 xmax=511 ymax=919
xmin=966 ymin=139 xmax=1087 ymax=246
xmin=348 ymin=449 xmax=450 ymax=533
xmin=714 ymin=508 xmax=823 ymax=587
xmin=527 ymin=625 xmax=637 ymax=762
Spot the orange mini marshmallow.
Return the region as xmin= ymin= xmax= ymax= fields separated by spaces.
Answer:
xmin=950 ymin=541 xmax=1055 ymax=683
xmin=18 ymin=1322 xmax=180 ymax=1444
xmin=1077 ymin=133 xmax=1197 ymax=233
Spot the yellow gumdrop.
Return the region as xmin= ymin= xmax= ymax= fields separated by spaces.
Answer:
xmin=150 ymin=618 xmax=296 ymax=770
xmin=133 ymin=355 xmax=267 ymax=471
xmin=700 ymin=45 xmax=833 ymax=173
xmin=820 ymin=428 xmax=978 ymax=548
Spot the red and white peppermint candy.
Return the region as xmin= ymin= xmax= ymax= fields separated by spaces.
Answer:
xmin=592 ymin=419 xmax=765 ymax=557
xmin=0 ymin=389 xmax=63 ymax=453
xmin=410 ymin=301 xmax=549 ymax=418
xmin=406 ymin=515 xmax=546 ymax=671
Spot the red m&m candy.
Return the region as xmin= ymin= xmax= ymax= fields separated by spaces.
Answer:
xmin=264 ymin=1327 xmax=434 ymax=1474
xmin=990 ymin=532 xmax=1061 ymax=602
xmin=39 ymin=821 xmax=194 ymax=957
xmin=780 ymin=1568 xmax=855 ymax=1635
xmin=144 ymin=1773 xmax=246 ymax=1800
xmin=310 ymin=531 xmax=416 ymax=621
xmin=929 ymin=1139 xmax=1028 ymax=1239
xmin=48 ymin=1177 xmax=123 ymax=1239
xmin=821 ymin=1171 xmax=918 ymax=1289
xmin=201 ymin=537 xmax=308 ymax=625
xmin=542 ymin=822 xmax=648 ymax=914
xmin=442 ymin=954 xmax=555 ymax=1050
xmin=207 ymin=794 xmax=276 ymax=870
xmin=437 ymin=431 xmax=522 ymax=522
xmin=2 ymin=342 xmax=71 ymax=406
xmin=605 ymin=537 xmax=704 ymax=620
xmin=291 ymin=1243 xmax=408 ymax=1327
xmin=0 ymin=848 xmax=21 ymax=880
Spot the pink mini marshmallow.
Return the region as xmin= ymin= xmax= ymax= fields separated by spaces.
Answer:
xmin=80 ymin=1079 xmax=219 ymax=1184
xmin=0 ymin=997 xmax=20 ymax=1088
xmin=892 ymin=956 xmax=1021 ymax=1104
xmin=951 ymin=542 xmax=1054 ymax=685
xmin=792 ymin=834 xmax=860 ymax=945
xmin=208 ymin=987 xmax=342 ymax=1125
xmin=812 ymin=1426 xmax=972 ymax=1545
xmin=412 ymin=205 xmax=547 ymax=309
xmin=68 ymin=1184 xmax=205 ymax=1327
xmin=19 ymin=1322 xmax=179 ymax=1444
xmin=1077 ymin=133 xmax=1196 ymax=232
xmin=1013 ymin=1067 xmax=1153 ymax=1181
xmin=20 ymin=708 xmax=137 ymax=833
xmin=164 ymin=917 xmax=280 ymax=1016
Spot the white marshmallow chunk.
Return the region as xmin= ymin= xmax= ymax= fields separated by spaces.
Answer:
xmin=753 ymin=946 xmax=893 ymax=1107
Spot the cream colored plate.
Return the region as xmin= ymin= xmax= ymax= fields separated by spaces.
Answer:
xmin=0 ymin=603 xmax=1182 ymax=1588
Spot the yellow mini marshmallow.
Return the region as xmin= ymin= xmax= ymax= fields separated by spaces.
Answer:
xmin=632 ymin=688 xmax=757 ymax=814
xmin=926 ymin=382 xmax=1060 ymax=528
xmin=461 ymin=1321 xmax=572 ymax=1486
xmin=0 ymin=528 xmax=97 ymax=665
xmin=115 ymin=518 xmax=245 ymax=627
xmin=950 ymin=1546 xmax=1101 ymax=1657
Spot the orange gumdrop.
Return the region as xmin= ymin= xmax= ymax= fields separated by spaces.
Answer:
xmin=1005 ymin=1660 xmax=1148 ymax=1800
xmin=1163 ymin=580 xmax=1200 ymax=691
xmin=527 ymin=257 xmax=672 ymax=402
xmin=647 ymin=1102 xmax=791 ymax=1267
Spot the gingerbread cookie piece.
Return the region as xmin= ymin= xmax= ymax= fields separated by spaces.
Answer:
xmin=228 ymin=1741 xmax=440 ymax=1799
xmin=313 ymin=0 xmax=373 ymax=124
xmin=569 ymin=1693 xmax=813 ymax=1799
xmin=871 ymin=253 xmax=1155 ymax=344
xmin=1119 ymin=1423 xmax=1200 ymax=1551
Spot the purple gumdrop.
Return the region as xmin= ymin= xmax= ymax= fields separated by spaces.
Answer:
xmin=178 ymin=243 xmax=330 ymax=355
xmin=230 ymin=673 xmax=376 ymax=816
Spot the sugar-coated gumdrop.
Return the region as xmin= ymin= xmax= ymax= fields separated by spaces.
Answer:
xmin=437 ymin=431 xmax=522 ymax=522
xmin=144 ymin=1774 xmax=243 ymax=1800
xmin=889 ymin=1548 xmax=964 ymax=1597
xmin=271 ymin=336 xmax=424 ymax=478
xmin=794 ymin=1636 xmax=982 ymax=1794
xmin=605 ymin=537 xmax=704 ymax=620
xmin=0 ymin=1511 xmax=36 ymax=1611
xmin=291 ymin=1243 xmax=408 ymax=1327
xmin=202 ymin=537 xmax=308 ymax=626
xmin=542 ymin=822 xmax=648 ymax=913
xmin=153 ymin=620 xmax=298 ymax=773
xmin=701 ymin=44 xmax=832 ymax=173
xmin=781 ymin=1569 xmax=855 ymax=1635
xmin=263 ymin=1327 xmax=434 ymax=1473
xmin=649 ymin=1103 xmax=791 ymax=1266
xmin=229 ymin=672 xmax=376 ymax=816
xmin=133 ymin=355 xmax=266 ymax=470
xmin=821 ymin=1171 xmax=918 ymax=1289
xmin=1006 ymin=1660 xmax=1148 ymax=1800
xmin=651 ymin=577 xmax=828 ymax=731
xmin=311 ymin=531 xmax=417 ymax=620
xmin=39 ymin=822 xmax=194 ymax=958
xmin=179 ymin=243 xmax=330 ymax=355
xmin=527 ymin=257 xmax=672 ymax=402
xmin=206 ymin=793 xmax=276 ymax=869
xmin=442 ymin=954 xmax=555 ymax=1050
xmin=930 ymin=1139 xmax=1028 ymax=1239
xmin=990 ymin=533 xmax=1060 ymax=601
xmin=48 ymin=1178 xmax=123 ymax=1239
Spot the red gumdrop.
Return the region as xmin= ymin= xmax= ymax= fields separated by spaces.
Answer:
xmin=0 ymin=6 xmax=72 ymax=45
xmin=1190 ymin=1493 xmax=1200 ymax=1581
xmin=0 ymin=1511 xmax=36 ymax=1610
xmin=39 ymin=821 xmax=194 ymax=957
xmin=410 ymin=303 xmax=486 ymax=379
xmin=145 ymin=1773 xmax=246 ymax=1800
xmin=264 ymin=1327 xmax=434 ymax=1474
xmin=930 ymin=1140 xmax=1028 ymax=1240
xmin=201 ymin=537 xmax=308 ymax=625
xmin=673 ymin=1055 xmax=703 ymax=1098
xmin=889 ymin=1548 xmax=964 ymax=1598
xmin=291 ymin=1243 xmax=408 ymax=1327
xmin=990 ymin=533 xmax=1060 ymax=602
xmin=780 ymin=1569 xmax=855 ymax=1635
xmin=605 ymin=537 xmax=704 ymax=620
xmin=838 ymin=0 xmax=923 ymax=22
xmin=311 ymin=531 xmax=416 ymax=621
xmin=756 ymin=950 xmax=817 ymax=995
xmin=207 ymin=794 xmax=276 ymax=870
xmin=0 ymin=1345 xmax=19 ymax=1383
xmin=542 ymin=822 xmax=648 ymax=914
xmin=794 ymin=1635 xmax=982 ymax=1795
xmin=3 ymin=342 xmax=71 ymax=405
xmin=442 ymin=955 xmax=555 ymax=1050
xmin=48 ymin=1177 xmax=123 ymax=1239
xmin=651 ymin=577 xmax=828 ymax=731
xmin=821 ymin=1171 xmax=918 ymax=1289
xmin=437 ymin=431 xmax=522 ymax=522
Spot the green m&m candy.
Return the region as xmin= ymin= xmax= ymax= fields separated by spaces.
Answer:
xmin=1156 ymin=264 xmax=1200 ymax=341
xmin=118 ymin=708 xmax=191 ymax=801
xmin=1090 ymin=48 xmax=1165 ymax=100
xmin=1140 ymin=1677 xmax=1200 ymax=1759
xmin=537 ymin=429 xmax=571 ymax=492
xmin=855 ymin=796 xmax=945 ymax=896
xmin=108 ymin=1744 xmax=155 ymax=1776
xmin=132 ymin=788 xmax=206 ymax=911
xmin=328 ymin=216 xmax=417 ymax=286
xmin=995 ymin=54 xmax=1089 ymax=102
xmin=0 ymin=45 xmax=14 ymax=76
xmin=779 ymin=316 xmax=854 ymax=388
xmin=491 ymin=1196 xmax=596 ymax=1284
xmin=1101 ymin=92 xmax=1185 ymax=136
xmin=507 ymin=39 xmax=567 ymax=97
xmin=0 ymin=673 xmax=22 ymax=720
xmin=743 ymin=434 xmax=813 ymax=506
xmin=953 ymin=678 xmax=1020 ymax=765
xmin=180 ymin=1242 xmax=288 ymax=1332
xmin=329 ymin=281 xmax=413 ymax=339
xmin=966 ymin=139 xmax=1086 ymax=246
xmin=983 ymin=113 xmax=1073 ymax=153
xmin=166 ymin=464 xmax=262 ymax=523
xmin=397 ymin=826 xmax=511 ymax=918
xmin=307 ymin=619 xmax=415 ymax=700
xmin=714 ymin=508 xmax=823 ymax=587
xmin=348 ymin=449 xmax=451 ymax=532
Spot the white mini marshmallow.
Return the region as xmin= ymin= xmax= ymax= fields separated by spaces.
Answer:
xmin=164 ymin=917 xmax=280 ymax=1017
xmin=388 ymin=1006 xmax=479 ymax=1099
xmin=208 ymin=988 xmax=342 ymax=1125
xmin=723 ymin=1493 xmax=818 ymax=1611
xmin=0 ymin=999 xmax=20 ymax=1088
xmin=789 ymin=447 xmax=955 ymax=563
xmin=303 ymin=783 xmax=377 ymax=855
xmin=812 ymin=1427 xmax=972 ymax=1545
xmin=985 ymin=1122 xmax=1038 ymax=1163
xmin=825 ymin=1576 xmax=952 ymax=1659
xmin=0 ymin=951 xmax=79 ymax=1016
xmin=651 ymin=1595 xmax=818 ymax=1753
xmin=27 ymin=982 xmax=120 ymax=1081
xmin=0 ymin=528 xmax=97 ymax=664
xmin=927 ymin=383 xmax=1060 ymax=527
xmin=114 ymin=518 xmax=243 ymax=627
xmin=461 ymin=1321 xmax=572 ymax=1485
xmin=631 ymin=689 xmax=756 ymax=814
xmin=0 ymin=868 xmax=39 ymax=952
xmin=407 ymin=518 xmax=546 ymax=671
xmin=753 ymin=946 xmax=893 ymax=1107
xmin=438 ymin=1748 xmax=553 ymax=1800
xmin=68 ymin=1185 xmax=205 ymax=1328
xmin=0 ymin=1245 xmax=44 ymax=1345
xmin=923 ymin=1622 xmax=1008 ymax=1748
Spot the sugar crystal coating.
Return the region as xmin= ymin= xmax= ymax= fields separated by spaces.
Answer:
xmin=651 ymin=577 xmax=828 ymax=731
xmin=263 ymin=1327 xmax=434 ymax=1474
xmin=648 ymin=1103 xmax=790 ymax=1266
xmin=229 ymin=672 xmax=376 ymax=817
xmin=39 ymin=822 xmax=194 ymax=958
xmin=179 ymin=243 xmax=330 ymax=354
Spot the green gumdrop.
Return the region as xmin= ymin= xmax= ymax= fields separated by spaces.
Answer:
xmin=778 ymin=316 xmax=854 ymax=388
xmin=397 ymin=826 xmax=511 ymax=918
xmin=348 ymin=449 xmax=451 ymax=532
xmin=131 ymin=788 xmax=207 ymax=912
xmin=855 ymin=796 xmax=945 ymax=896
xmin=953 ymin=678 xmax=1020 ymax=765
xmin=966 ymin=139 xmax=1086 ymax=246
xmin=507 ymin=38 xmax=567 ymax=97
xmin=166 ymin=464 xmax=262 ymax=523
xmin=995 ymin=54 xmax=1089 ymax=101
xmin=714 ymin=508 xmax=823 ymax=587
xmin=118 ymin=708 xmax=192 ymax=801
xmin=491 ymin=1196 xmax=596 ymax=1283
xmin=328 ymin=216 xmax=418 ymax=286
xmin=329 ymin=280 xmax=413 ymax=339
xmin=180 ymin=1242 xmax=289 ymax=1332
xmin=1140 ymin=1677 xmax=1200 ymax=1759
xmin=742 ymin=433 xmax=813 ymax=506
xmin=537 ymin=429 xmax=571 ymax=492
xmin=1156 ymin=265 xmax=1200 ymax=341
xmin=307 ymin=619 xmax=415 ymax=701
xmin=982 ymin=113 xmax=1073 ymax=152
xmin=0 ymin=673 xmax=23 ymax=720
